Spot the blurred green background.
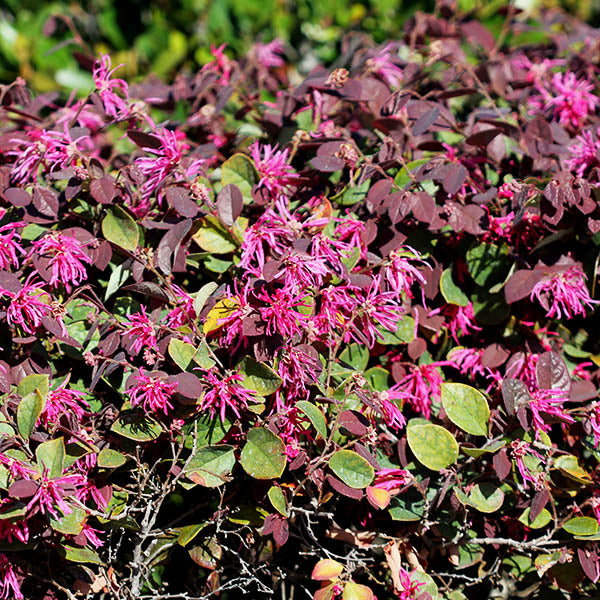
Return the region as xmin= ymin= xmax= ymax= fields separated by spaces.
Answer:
xmin=0 ymin=0 xmax=598 ymax=93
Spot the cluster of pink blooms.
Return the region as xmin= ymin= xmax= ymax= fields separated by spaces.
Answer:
xmin=129 ymin=369 xmax=178 ymax=415
xmin=0 ymin=274 xmax=52 ymax=335
xmin=198 ymin=370 xmax=256 ymax=422
xmin=39 ymin=382 xmax=90 ymax=427
xmin=529 ymin=264 xmax=598 ymax=319
xmin=249 ymin=142 xmax=296 ymax=196
xmin=530 ymin=70 xmax=598 ymax=129
xmin=567 ymin=128 xmax=600 ymax=176
xmin=30 ymin=231 xmax=92 ymax=293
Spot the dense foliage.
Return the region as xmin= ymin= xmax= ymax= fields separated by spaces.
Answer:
xmin=2 ymin=4 xmax=600 ymax=600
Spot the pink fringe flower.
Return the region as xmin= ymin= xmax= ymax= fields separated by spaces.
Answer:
xmin=528 ymin=387 xmax=574 ymax=438
xmin=164 ymin=284 xmax=196 ymax=329
xmin=567 ymin=128 xmax=600 ymax=176
xmin=0 ymin=554 xmax=23 ymax=600
xmin=393 ymin=362 xmax=448 ymax=419
xmin=0 ymin=274 xmax=52 ymax=335
xmin=40 ymin=382 xmax=89 ymax=427
xmin=350 ymin=276 xmax=405 ymax=348
xmin=129 ymin=369 xmax=178 ymax=415
xmin=396 ymin=566 xmax=425 ymax=600
xmin=93 ymin=54 xmax=129 ymax=118
xmin=26 ymin=470 xmax=86 ymax=519
xmin=122 ymin=306 xmax=159 ymax=363
xmin=530 ymin=264 xmax=598 ymax=319
xmin=532 ymin=72 xmax=599 ymax=129
xmin=0 ymin=223 xmax=24 ymax=270
xmin=384 ymin=246 xmax=428 ymax=298
xmin=136 ymin=128 xmax=205 ymax=201
xmin=249 ymin=141 xmax=296 ymax=196
xmin=30 ymin=231 xmax=92 ymax=292
xmin=199 ymin=370 xmax=256 ymax=422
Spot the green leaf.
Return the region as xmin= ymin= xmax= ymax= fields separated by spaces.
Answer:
xmin=193 ymin=282 xmax=218 ymax=316
xmin=407 ymin=424 xmax=459 ymax=471
xmin=17 ymin=392 xmax=45 ymax=439
xmin=221 ymin=153 xmax=258 ymax=201
xmin=111 ymin=411 xmax=162 ymax=442
xmin=461 ymin=439 xmax=505 ymax=458
xmin=519 ymin=507 xmax=552 ymax=529
xmin=184 ymin=445 xmax=236 ymax=487
xmin=60 ymin=544 xmax=103 ymax=565
xmin=102 ymin=206 xmax=138 ymax=252
xmin=50 ymin=507 xmax=87 ymax=535
xmin=17 ymin=374 xmax=49 ymax=399
xmin=240 ymin=428 xmax=286 ymax=480
xmin=440 ymin=268 xmax=469 ymax=307
xmin=236 ymin=356 xmax=282 ymax=396
xmin=338 ymin=178 xmax=371 ymax=206
xmin=377 ymin=316 xmax=415 ymax=345
xmin=364 ymin=367 xmax=389 ymax=392
xmin=97 ymin=448 xmax=127 ymax=469
xmin=466 ymin=483 xmax=504 ymax=513
xmin=466 ymin=242 xmax=511 ymax=287
xmin=554 ymin=455 xmax=592 ymax=485
xmin=394 ymin=158 xmax=430 ymax=189
xmin=168 ymin=338 xmax=197 ymax=371
xmin=329 ymin=450 xmax=374 ymax=489
xmin=267 ymin=485 xmax=288 ymax=516
xmin=192 ymin=216 xmax=239 ymax=254
xmin=562 ymin=517 xmax=599 ymax=536
xmin=441 ymin=383 xmax=489 ymax=436
xmin=388 ymin=486 xmax=433 ymax=521
xmin=177 ymin=523 xmax=207 ymax=547
xmin=339 ymin=343 xmax=369 ymax=371
xmin=36 ymin=437 xmax=65 ymax=478
xmin=296 ymin=401 xmax=327 ymax=440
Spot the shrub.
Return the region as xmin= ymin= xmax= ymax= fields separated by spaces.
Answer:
xmin=0 ymin=6 xmax=600 ymax=599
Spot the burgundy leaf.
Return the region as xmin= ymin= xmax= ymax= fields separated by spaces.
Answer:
xmin=217 ymin=184 xmax=243 ymax=226
xmin=3 ymin=187 xmax=31 ymax=207
xmin=501 ymin=379 xmax=531 ymax=416
xmin=172 ymin=373 xmax=203 ymax=399
xmin=578 ymin=548 xmax=600 ymax=583
xmin=32 ymin=187 xmax=59 ymax=217
xmin=122 ymin=282 xmax=170 ymax=302
xmin=90 ymin=175 xmax=116 ymax=205
xmin=493 ymin=449 xmax=511 ymax=480
xmin=127 ymin=129 xmax=162 ymax=149
xmin=326 ymin=475 xmax=363 ymax=499
xmin=338 ymin=410 xmax=369 ymax=436
xmin=8 ymin=479 xmax=39 ymax=499
xmin=504 ymin=270 xmax=546 ymax=304
xmin=412 ymin=106 xmax=440 ymax=136
xmin=530 ymin=489 xmax=550 ymax=522
xmin=466 ymin=128 xmax=503 ymax=147
xmin=536 ymin=351 xmax=571 ymax=393
xmin=311 ymin=156 xmax=344 ymax=172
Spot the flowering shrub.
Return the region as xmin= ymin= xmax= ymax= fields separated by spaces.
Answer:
xmin=2 ymin=6 xmax=600 ymax=599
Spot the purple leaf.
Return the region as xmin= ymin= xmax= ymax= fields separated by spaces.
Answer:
xmin=217 ymin=184 xmax=243 ymax=226
xmin=536 ymin=351 xmax=571 ymax=393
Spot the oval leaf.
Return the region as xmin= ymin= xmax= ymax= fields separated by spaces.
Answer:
xmin=240 ymin=428 xmax=286 ymax=480
xmin=441 ymin=382 xmax=490 ymax=436
xmin=102 ymin=206 xmax=139 ymax=252
xmin=407 ymin=424 xmax=459 ymax=471
xmin=328 ymin=450 xmax=374 ymax=489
